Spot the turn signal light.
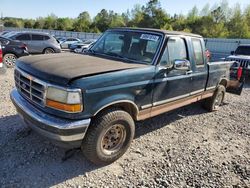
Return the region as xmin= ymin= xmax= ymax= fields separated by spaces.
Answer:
xmin=46 ymin=99 xmax=82 ymax=113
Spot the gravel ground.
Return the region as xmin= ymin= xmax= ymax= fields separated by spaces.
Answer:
xmin=0 ymin=69 xmax=249 ymax=188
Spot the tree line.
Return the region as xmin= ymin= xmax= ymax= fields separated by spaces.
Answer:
xmin=2 ymin=0 xmax=250 ymax=38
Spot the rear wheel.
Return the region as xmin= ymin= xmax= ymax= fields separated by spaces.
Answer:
xmin=43 ymin=48 xmax=55 ymax=54
xmin=81 ymin=108 xmax=135 ymax=165
xmin=203 ymin=85 xmax=226 ymax=112
xmin=3 ymin=53 xmax=17 ymax=68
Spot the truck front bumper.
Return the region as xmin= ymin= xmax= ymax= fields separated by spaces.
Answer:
xmin=10 ymin=89 xmax=91 ymax=148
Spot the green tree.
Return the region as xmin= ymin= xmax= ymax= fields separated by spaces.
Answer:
xmin=93 ymin=9 xmax=111 ymax=32
xmin=138 ymin=0 xmax=170 ymax=29
xmin=24 ymin=19 xmax=34 ymax=28
xmin=73 ymin=11 xmax=91 ymax=32
xmin=43 ymin=14 xmax=57 ymax=29
xmin=227 ymin=4 xmax=250 ymax=38
xmin=56 ymin=18 xmax=73 ymax=31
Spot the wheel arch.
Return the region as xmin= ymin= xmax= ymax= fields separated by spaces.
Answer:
xmin=218 ymin=78 xmax=228 ymax=88
xmin=93 ymin=100 xmax=139 ymax=121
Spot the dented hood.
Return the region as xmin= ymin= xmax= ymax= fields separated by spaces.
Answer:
xmin=16 ymin=53 xmax=147 ymax=85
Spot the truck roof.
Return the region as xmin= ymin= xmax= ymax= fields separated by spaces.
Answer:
xmin=110 ymin=27 xmax=202 ymax=38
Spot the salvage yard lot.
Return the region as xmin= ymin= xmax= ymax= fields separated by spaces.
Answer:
xmin=0 ymin=69 xmax=249 ymax=187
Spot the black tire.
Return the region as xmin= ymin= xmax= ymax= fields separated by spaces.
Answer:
xmin=81 ymin=108 xmax=135 ymax=165
xmin=203 ymin=85 xmax=226 ymax=112
xmin=43 ymin=48 xmax=55 ymax=54
xmin=3 ymin=53 xmax=17 ymax=68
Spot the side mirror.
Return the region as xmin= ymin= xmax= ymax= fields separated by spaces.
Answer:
xmin=174 ymin=59 xmax=191 ymax=71
xmin=231 ymin=51 xmax=235 ymax=55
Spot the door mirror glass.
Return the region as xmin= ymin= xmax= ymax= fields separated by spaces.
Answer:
xmin=174 ymin=59 xmax=191 ymax=71
xmin=231 ymin=51 xmax=235 ymax=55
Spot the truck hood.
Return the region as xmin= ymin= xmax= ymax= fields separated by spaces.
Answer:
xmin=16 ymin=53 xmax=147 ymax=85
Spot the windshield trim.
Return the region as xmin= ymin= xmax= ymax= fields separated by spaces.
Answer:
xmin=89 ymin=30 xmax=164 ymax=65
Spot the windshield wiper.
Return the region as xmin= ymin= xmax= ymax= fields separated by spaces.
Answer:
xmin=104 ymin=52 xmax=135 ymax=62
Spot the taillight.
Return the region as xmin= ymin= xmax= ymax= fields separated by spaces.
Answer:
xmin=20 ymin=44 xmax=28 ymax=51
xmin=0 ymin=47 xmax=3 ymax=63
xmin=237 ymin=67 xmax=243 ymax=80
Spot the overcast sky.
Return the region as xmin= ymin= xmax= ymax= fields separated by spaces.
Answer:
xmin=1 ymin=0 xmax=249 ymax=19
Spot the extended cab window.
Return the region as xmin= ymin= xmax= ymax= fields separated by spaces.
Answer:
xmin=160 ymin=37 xmax=188 ymax=67
xmin=192 ymin=39 xmax=204 ymax=66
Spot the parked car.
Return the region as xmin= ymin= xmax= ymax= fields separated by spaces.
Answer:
xmin=226 ymin=45 xmax=250 ymax=77
xmin=0 ymin=31 xmax=10 ymax=36
xmin=0 ymin=36 xmax=29 ymax=67
xmin=0 ymin=44 xmax=7 ymax=74
xmin=8 ymin=32 xmax=61 ymax=54
xmin=55 ymin=36 xmax=66 ymax=42
xmin=72 ymin=40 xmax=96 ymax=53
xmin=10 ymin=28 xmax=244 ymax=165
xmin=60 ymin=37 xmax=82 ymax=49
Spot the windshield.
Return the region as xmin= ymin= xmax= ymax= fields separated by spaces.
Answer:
xmin=235 ymin=46 xmax=250 ymax=56
xmin=90 ymin=31 xmax=162 ymax=64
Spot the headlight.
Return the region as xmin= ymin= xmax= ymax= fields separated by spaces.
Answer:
xmin=46 ymin=86 xmax=83 ymax=113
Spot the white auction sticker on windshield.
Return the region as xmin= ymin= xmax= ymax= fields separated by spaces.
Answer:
xmin=140 ymin=34 xmax=159 ymax=41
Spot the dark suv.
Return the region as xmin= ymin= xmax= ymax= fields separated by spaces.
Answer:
xmin=0 ymin=36 xmax=29 ymax=67
xmin=8 ymin=32 xmax=61 ymax=54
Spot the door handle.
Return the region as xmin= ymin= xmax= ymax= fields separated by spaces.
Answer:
xmin=186 ymin=70 xmax=193 ymax=75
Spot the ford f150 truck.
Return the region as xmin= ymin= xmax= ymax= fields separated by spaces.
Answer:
xmin=226 ymin=44 xmax=250 ymax=77
xmin=10 ymin=28 xmax=244 ymax=165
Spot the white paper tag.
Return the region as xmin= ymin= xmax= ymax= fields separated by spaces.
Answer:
xmin=0 ymin=63 xmax=3 ymax=68
xmin=140 ymin=34 xmax=159 ymax=42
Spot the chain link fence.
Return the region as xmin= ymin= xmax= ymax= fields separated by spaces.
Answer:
xmin=3 ymin=27 xmax=101 ymax=40
xmin=205 ymin=38 xmax=250 ymax=61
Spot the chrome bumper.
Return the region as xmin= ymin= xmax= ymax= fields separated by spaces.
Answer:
xmin=10 ymin=89 xmax=91 ymax=148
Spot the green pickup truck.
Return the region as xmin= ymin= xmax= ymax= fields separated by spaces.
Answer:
xmin=10 ymin=28 xmax=243 ymax=165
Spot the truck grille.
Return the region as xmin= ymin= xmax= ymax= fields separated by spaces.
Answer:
xmin=229 ymin=58 xmax=250 ymax=69
xmin=14 ymin=68 xmax=46 ymax=107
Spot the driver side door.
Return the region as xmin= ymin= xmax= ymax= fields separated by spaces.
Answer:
xmin=152 ymin=36 xmax=193 ymax=109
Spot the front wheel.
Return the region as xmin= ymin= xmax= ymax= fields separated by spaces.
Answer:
xmin=81 ymin=108 xmax=135 ymax=165
xmin=203 ymin=85 xmax=226 ymax=112
xmin=3 ymin=53 xmax=17 ymax=68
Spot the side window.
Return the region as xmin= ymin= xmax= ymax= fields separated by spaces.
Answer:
xmin=44 ymin=35 xmax=50 ymax=40
xmin=168 ymin=37 xmax=188 ymax=63
xmin=192 ymin=39 xmax=204 ymax=66
xmin=16 ymin=34 xmax=31 ymax=41
xmin=32 ymin=34 xmax=44 ymax=41
xmin=159 ymin=47 xmax=170 ymax=67
xmin=160 ymin=37 xmax=188 ymax=67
